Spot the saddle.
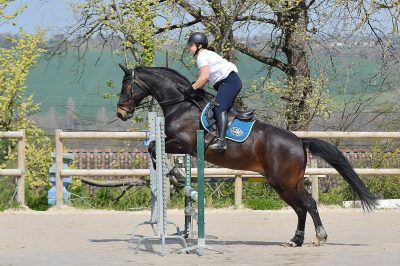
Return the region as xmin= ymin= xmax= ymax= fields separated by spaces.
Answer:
xmin=201 ymin=102 xmax=257 ymax=143
xmin=205 ymin=101 xmax=256 ymax=131
xmin=229 ymin=106 xmax=255 ymax=121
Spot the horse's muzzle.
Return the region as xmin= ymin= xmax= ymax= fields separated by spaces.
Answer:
xmin=116 ymin=107 xmax=131 ymax=121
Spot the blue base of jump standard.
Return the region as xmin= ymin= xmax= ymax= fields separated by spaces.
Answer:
xmin=132 ymin=113 xmax=187 ymax=256
xmin=180 ymin=130 xmax=221 ymax=256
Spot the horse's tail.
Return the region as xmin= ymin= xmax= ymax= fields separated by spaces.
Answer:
xmin=302 ymin=138 xmax=378 ymax=211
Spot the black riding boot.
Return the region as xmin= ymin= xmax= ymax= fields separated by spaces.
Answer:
xmin=210 ymin=111 xmax=228 ymax=152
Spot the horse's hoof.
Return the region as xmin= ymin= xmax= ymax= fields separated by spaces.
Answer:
xmin=310 ymin=226 xmax=327 ymax=246
xmin=282 ymin=240 xmax=301 ymax=247
xmin=307 ymin=236 xmax=327 ymax=247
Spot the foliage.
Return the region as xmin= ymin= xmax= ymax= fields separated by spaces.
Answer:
xmin=255 ymin=75 xmax=331 ymax=127
xmin=0 ymin=4 xmax=53 ymax=210
xmin=319 ymin=182 xmax=354 ymax=206
xmin=203 ymin=181 xmax=235 ymax=208
xmin=69 ymin=185 xmax=152 ymax=210
xmin=243 ymin=182 xmax=286 ymax=210
xmin=0 ymin=0 xmax=26 ymax=21
xmin=365 ymin=142 xmax=400 ymax=199
xmin=25 ymin=188 xmax=49 ymax=211
xmin=70 ymin=0 xmax=161 ymax=66
xmin=0 ymin=177 xmax=19 ymax=211
xmin=367 ymin=176 xmax=400 ymax=199
xmin=66 ymin=178 xmax=288 ymax=211
xmin=319 ymin=142 xmax=400 ymax=205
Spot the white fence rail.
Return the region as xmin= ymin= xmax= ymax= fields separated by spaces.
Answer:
xmin=55 ymin=130 xmax=400 ymax=208
xmin=0 ymin=130 xmax=26 ymax=206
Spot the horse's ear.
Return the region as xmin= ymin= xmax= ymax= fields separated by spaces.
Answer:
xmin=119 ymin=63 xmax=130 ymax=75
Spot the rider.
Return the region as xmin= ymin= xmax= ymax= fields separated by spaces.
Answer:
xmin=187 ymin=32 xmax=242 ymax=152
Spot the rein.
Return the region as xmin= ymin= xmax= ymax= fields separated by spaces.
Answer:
xmin=123 ymin=75 xmax=206 ymax=111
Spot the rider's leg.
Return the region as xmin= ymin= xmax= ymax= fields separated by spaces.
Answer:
xmin=210 ymin=72 xmax=242 ymax=151
xmin=209 ymin=111 xmax=228 ymax=151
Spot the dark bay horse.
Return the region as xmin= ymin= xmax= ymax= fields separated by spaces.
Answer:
xmin=116 ymin=65 xmax=377 ymax=247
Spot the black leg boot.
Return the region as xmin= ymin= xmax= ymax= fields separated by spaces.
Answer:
xmin=209 ymin=111 xmax=228 ymax=152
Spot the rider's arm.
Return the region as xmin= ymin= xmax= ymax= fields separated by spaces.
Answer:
xmin=192 ymin=65 xmax=209 ymax=90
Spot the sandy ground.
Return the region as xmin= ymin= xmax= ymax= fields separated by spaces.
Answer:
xmin=0 ymin=207 xmax=399 ymax=266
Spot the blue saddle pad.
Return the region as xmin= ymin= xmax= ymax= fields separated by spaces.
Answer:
xmin=200 ymin=103 xmax=256 ymax=143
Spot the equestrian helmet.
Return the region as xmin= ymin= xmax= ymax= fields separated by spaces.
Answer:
xmin=187 ymin=32 xmax=208 ymax=48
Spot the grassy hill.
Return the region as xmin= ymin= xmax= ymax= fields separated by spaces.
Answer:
xmin=26 ymin=49 xmax=388 ymax=123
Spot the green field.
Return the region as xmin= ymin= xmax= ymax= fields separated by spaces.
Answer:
xmin=26 ymin=49 xmax=387 ymax=120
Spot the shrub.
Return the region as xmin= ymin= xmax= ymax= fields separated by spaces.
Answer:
xmin=243 ymin=182 xmax=285 ymax=210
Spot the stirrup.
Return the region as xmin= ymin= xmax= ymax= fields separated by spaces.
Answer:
xmin=209 ymin=138 xmax=227 ymax=151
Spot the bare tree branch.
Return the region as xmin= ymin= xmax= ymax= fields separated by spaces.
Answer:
xmin=80 ymin=177 xmax=148 ymax=187
xmin=233 ymin=40 xmax=289 ymax=73
xmin=154 ymin=18 xmax=202 ymax=34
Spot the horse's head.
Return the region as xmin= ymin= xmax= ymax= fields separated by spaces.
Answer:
xmin=116 ymin=64 xmax=149 ymax=121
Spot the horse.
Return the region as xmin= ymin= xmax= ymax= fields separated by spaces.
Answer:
xmin=116 ymin=64 xmax=377 ymax=247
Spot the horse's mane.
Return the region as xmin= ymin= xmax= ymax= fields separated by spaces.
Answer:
xmin=136 ymin=66 xmax=214 ymax=101
xmin=136 ymin=66 xmax=191 ymax=84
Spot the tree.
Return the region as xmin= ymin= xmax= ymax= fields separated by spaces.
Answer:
xmin=62 ymin=0 xmax=400 ymax=131
xmin=0 ymin=1 xmax=53 ymax=208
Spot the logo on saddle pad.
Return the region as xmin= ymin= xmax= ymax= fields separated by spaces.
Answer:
xmin=230 ymin=127 xmax=244 ymax=137
xmin=200 ymin=103 xmax=256 ymax=143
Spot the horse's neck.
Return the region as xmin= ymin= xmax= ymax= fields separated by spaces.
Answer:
xmin=163 ymin=100 xmax=197 ymax=120
xmin=139 ymin=68 xmax=205 ymax=119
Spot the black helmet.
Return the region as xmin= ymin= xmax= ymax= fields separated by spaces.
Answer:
xmin=187 ymin=32 xmax=208 ymax=48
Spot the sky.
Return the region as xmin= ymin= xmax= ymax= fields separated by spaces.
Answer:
xmin=1 ymin=0 xmax=73 ymax=34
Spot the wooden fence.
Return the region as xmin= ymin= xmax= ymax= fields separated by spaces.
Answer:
xmin=0 ymin=130 xmax=26 ymax=206
xmin=53 ymin=130 xmax=400 ymax=208
xmin=55 ymin=130 xmax=148 ymax=207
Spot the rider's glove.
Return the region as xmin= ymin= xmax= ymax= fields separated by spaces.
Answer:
xmin=183 ymin=86 xmax=196 ymax=96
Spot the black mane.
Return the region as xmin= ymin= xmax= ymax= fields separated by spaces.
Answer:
xmin=135 ymin=66 xmax=191 ymax=85
xmin=135 ymin=66 xmax=214 ymax=101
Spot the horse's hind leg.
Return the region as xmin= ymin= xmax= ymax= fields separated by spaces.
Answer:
xmin=272 ymin=182 xmax=328 ymax=247
xmin=302 ymin=192 xmax=328 ymax=245
xmin=272 ymin=187 xmax=307 ymax=247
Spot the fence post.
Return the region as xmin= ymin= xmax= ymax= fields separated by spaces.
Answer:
xmin=17 ymin=129 xmax=25 ymax=206
xmin=311 ymin=158 xmax=319 ymax=203
xmin=55 ymin=129 xmax=64 ymax=208
xmin=234 ymin=175 xmax=243 ymax=208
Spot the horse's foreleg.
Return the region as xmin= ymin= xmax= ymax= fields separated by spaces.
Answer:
xmin=148 ymin=138 xmax=187 ymax=185
xmin=148 ymin=140 xmax=156 ymax=170
xmin=164 ymin=138 xmax=188 ymax=154
xmin=148 ymin=138 xmax=185 ymax=166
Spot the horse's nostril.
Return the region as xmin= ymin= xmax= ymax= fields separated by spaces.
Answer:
xmin=117 ymin=112 xmax=126 ymax=121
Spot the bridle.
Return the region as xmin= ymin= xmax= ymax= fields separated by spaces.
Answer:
xmin=117 ymin=70 xmax=152 ymax=114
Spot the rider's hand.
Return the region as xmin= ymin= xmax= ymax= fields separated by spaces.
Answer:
xmin=184 ymin=86 xmax=195 ymax=96
xmin=191 ymin=81 xmax=204 ymax=91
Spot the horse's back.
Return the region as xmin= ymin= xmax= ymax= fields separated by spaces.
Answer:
xmin=252 ymin=121 xmax=303 ymax=148
xmin=248 ymin=121 xmax=307 ymax=175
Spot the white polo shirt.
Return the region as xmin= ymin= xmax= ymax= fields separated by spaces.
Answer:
xmin=196 ymin=49 xmax=238 ymax=86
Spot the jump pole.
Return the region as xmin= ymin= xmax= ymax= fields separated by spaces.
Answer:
xmin=181 ymin=130 xmax=219 ymax=256
xmin=197 ymin=130 xmax=205 ymax=245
